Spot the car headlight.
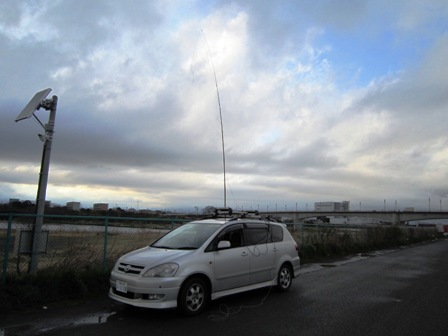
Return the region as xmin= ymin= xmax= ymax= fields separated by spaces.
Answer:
xmin=143 ymin=263 xmax=179 ymax=278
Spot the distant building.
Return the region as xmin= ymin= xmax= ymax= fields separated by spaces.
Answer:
xmin=66 ymin=201 xmax=81 ymax=211
xmin=9 ymin=198 xmax=20 ymax=204
xmin=315 ymin=201 xmax=350 ymax=212
xmin=93 ymin=203 xmax=109 ymax=211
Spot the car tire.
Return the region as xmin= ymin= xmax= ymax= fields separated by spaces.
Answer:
xmin=277 ymin=263 xmax=292 ymax=292
xmin=178 ymin=277 xmax=208 ymax=316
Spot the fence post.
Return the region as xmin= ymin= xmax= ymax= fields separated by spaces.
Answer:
xmin=302 ymin=221 xmax=304 ymax=242
xmin=103 ymin=217 xmax=109 ymax=271
xmin=2 ymin=214 xmax=13 ymax=285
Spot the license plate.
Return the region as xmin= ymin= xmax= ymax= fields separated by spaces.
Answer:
xmin=116 ymin=280 xmax=128 ymax=293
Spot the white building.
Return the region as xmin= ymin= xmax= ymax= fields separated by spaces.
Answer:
xmin=66 ymin=201 xmax=81 ymax=211
xmin=93 ymin=203 xmax=109 ymax=211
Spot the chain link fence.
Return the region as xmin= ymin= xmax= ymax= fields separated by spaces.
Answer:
xmin=1 ymin=213 xmax=189 ymax=284
xmin=1 ymin=213 xmax=441 ymax=284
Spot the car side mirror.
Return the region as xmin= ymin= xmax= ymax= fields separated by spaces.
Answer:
xmin=217 ymin=240 xmax=231 ymax=249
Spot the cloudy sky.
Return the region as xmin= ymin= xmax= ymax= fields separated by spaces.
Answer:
xmin=1 ymin=0 xmax=447 ymax=212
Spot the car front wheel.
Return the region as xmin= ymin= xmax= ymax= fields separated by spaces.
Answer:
xmin=178 ymin=277 xmax=208 ymax=316
xmin=277 ymin=263 xmax=292 ymax=291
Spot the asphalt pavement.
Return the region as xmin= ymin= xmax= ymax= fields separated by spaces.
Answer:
xmin=1 ymin=239 xmax=447 ymax=336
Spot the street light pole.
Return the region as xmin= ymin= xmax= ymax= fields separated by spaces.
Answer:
xmin=28 ymin=95 xmax=58 ymax=273
xmin=15 ymin=89 xmax=58 ymax=274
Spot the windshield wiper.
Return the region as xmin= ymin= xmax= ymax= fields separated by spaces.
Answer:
xmin=152 ymin=245 xmax=197 ymax=250
xmin=152 ymin=245 xmax=174 ymax=249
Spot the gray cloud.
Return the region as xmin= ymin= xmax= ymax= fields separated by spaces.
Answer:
xmin=1 ymin=1 xmax=447 ymax=211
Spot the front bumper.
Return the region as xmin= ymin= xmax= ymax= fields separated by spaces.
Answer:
xmin=109 ymin=271 xmax=184 ymax=309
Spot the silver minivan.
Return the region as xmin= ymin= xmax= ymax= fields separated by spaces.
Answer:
xmin=109 ymin=212 xmax=300 ymax=316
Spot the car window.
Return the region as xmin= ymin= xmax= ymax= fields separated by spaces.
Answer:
xmin=245 ymin=223 xmax=270 ymax=245
xmin=152 ymin=222 xmax=221 ymax=249
xmin=206 ymin=224 xmax=244 ymax=251
xmin=270 ymin=224 xmax=283 ymax=242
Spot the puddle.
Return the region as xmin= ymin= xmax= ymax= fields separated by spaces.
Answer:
xmin=36 ymin=311 xmax=117 ymax=334
xmin=298 ymin=250 xmax=394 ymax=275
xmin=71 ymin=311 xmax=117 ymax=326
xmin=2 ymin=311 xmax=118 ymax=336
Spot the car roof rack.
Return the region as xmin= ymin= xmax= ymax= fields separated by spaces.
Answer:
xmin=203 ymin=207 xmax=281 ymax=222
xmin=233 ymin=210 xmax=283 ymax=222
xmin=200 ymin=207 xmax=233 ymax=219
xmin=214 ymin=207 xmax=233 ymax=217
xmin=233 ymin=210 xmax=259 ymax=218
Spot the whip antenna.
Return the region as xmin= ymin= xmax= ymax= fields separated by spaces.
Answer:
xmin=201 ymin=29 xmax=227 ymax=207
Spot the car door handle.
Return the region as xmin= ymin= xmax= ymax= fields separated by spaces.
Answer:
xmin=241 ymin=251 xmax=249 ymax=257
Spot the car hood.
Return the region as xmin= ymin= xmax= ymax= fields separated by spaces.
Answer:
xmin=120 ymin=246 xmax=192 ymax=267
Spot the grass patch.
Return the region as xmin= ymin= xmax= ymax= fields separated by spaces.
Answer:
xmin=295 ymin=226 xmax=442 ymax=263
xmin=0 ymin=225 xmax=442 ymax=314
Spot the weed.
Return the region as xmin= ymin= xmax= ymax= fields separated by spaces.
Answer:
xmin=294 ymin=226 xmax=440 ymax=263
xmin=0 ymin=224 xmax=441 ymax=314
xmin=0 ymin=267 xmax=110 ymax=314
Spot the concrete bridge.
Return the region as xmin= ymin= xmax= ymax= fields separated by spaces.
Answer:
xmin=260 ymin=211 xmax=448 ymax=225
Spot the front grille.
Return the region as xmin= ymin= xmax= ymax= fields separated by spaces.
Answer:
xmin=112 ymin=289 xmax=161 ymax=301
xmin=118 ymin=262 xmax=145 ymax=275
xmin=113 ymin=288 xmax=140 ymax=299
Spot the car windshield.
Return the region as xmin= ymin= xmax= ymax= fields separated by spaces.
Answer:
xmin=151 ymin=222 xmax=222 ymax=250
